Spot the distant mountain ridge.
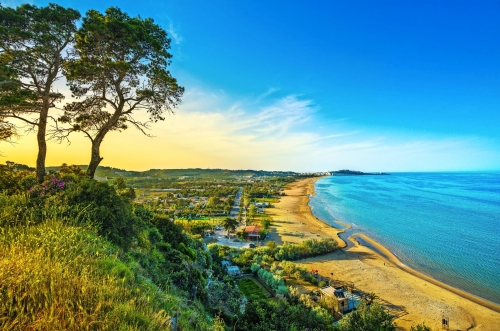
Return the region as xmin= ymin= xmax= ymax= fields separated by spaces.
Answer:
xmin=45 ymin=165 xmax=299 ymax=179
xmin=330 ymin=169 xmax=390 ymax=175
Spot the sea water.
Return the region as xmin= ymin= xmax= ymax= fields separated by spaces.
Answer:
xmin=309 ymin=172 xmax=500 ymax=305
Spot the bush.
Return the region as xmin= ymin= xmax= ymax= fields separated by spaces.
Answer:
xmin=274 ymin=238 xmax=338 ymax=261
xmin=257 ymin=268 xmax=287 ymax=293
xmin=410 ymin=323 xmax=432 ymax=331
xmin=335 ymin=301 xmax=396 ymax=331
xmin=236 ymin=299 xmax=334 ymax=331
xmin=250 ymin=263 xmax=261 ymax=273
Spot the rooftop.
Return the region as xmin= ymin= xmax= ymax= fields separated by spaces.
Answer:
xmin=245 ymin=225 xmax=262 ymax=236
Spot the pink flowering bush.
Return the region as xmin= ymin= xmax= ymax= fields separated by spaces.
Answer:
xmin=29 ymin=176 xmax=70 ymax=196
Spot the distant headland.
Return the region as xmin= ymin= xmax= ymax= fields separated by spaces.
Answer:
xmin=329 ymin=169 xmax=390 ymax=176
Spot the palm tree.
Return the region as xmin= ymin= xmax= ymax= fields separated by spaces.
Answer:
xmin=367 ymin=292 xmax=379 ymax=305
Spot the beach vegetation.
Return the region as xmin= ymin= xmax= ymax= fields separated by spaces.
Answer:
xmin=274 ymin=237 xmax=338 ymax=260
xmin=0 ymin=160 xmax=401 ymax=330
xmin=235 ymin=299 xmax=334 ymax=331
xmin=253 ymin=265 xmax=288 ymax=294
xmin=410 ymin=323 xmax=432 ymax=331
xmin=334 ymin=301 xmax=396 ymax=331
xmin=367 ymin=292 xmax=379 ymax=304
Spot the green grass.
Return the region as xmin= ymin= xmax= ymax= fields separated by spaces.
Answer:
xmin=254 ymin=197 xmax=280 ymax=203
xmin=175 ymin=217 xmax=211 ymax=221
xmin=0 ymin=219 xmax=222 ymax=331
xmin=237 ymin=277 xmax=272 ymax=301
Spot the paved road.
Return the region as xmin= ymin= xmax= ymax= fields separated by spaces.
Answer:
xmin=229 ymin=187 xmax=243 ymax=219
xmin=207 ymin=187 xmax=253 ymax=248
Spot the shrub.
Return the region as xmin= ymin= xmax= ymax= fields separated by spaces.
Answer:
xmin=250 ymin=263 xmax=261 ymax=273
xmin=335 ymin=301 xmax=396 ymax=331
xmin=235 ymin=299 xmax=334 ymax=331
xmin=274 ymin=238 xmax=338 ymax=261
xmin=257 ymin=268 xmax=287 ymax=293
xmin=51 ymin=178 xmax=141 ymax=248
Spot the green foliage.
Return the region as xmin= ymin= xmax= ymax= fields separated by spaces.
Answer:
xmin=221 ymin=217 xmax=238 ymax=234
xmin=134 ymin=205 xmax=155 ymax=224
xmin=0 ymin=3 xmax=81 ymax=182
xmin=237 ymin=277 xmax=272 ymax=301
xmin=207 ymin=280 xmax=243 ymax=320
xmin=0 ymin=161 xmax=35 ymax=194
xmin=281 ymin=260 xmax=296 ymax=277
xmin=0 ymin=221 xmax=176 ymax=330
xmin=274 ymin=238 xmax=338 ymax=261
xmin=248 ymin=203 xmax=257 ymax=220
xmin=152 ymin=214 xmax=189 ymax=250
xmin=236 ymin=229 xmax=249 ymax=240
xmin=335 ymin=301 xmax=396 ymax=331
xmin=410 ymin=323 xmax=432 ymax=331
xmin=52 ymin=178 xmax=141 ymax=248
xmin=261 ymin=219 xmax=271 ymax=229
xmin=61 ymin=6 xmax=184 ymax=177
xmin=235 ymin=299 xmax=334 ymax=331
xmin=251 ymin=263 xmax=261 ymax=273
xmin=258 ymin=228 xmax=268 ymax=239
xmin=257 ymin=268 xmax=287 ymax=294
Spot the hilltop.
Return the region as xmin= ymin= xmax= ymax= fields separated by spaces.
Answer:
xmin=45 ymin=165 xmax=299 ymax=180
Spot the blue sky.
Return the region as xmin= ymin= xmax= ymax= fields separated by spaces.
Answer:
xmin=3 ymin=0 xmax=500 ymax=171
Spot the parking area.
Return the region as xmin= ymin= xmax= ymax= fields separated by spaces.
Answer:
xmin=206 ymin=227 xmax=262 ymax=249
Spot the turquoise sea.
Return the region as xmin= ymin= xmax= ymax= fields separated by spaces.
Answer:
xmin=309 ymin=172 xmax=500 ymax=305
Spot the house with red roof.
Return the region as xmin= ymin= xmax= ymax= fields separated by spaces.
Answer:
xmin=245 ymin=225 xmax=262 ymax=240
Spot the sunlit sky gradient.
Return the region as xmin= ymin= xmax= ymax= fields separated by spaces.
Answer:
xmin=2 ymin=0 xmax=500 ymax=172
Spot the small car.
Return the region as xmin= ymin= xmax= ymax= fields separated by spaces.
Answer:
xmin=248 ymin=243 xmax=256 ymax=248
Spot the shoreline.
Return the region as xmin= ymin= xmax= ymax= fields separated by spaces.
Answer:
xmin=267 ymin=177 xmax=500 ymax=330
xmin=351 ymin=233 xmax=500 ymax=314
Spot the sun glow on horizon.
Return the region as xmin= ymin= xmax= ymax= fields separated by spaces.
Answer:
xmin=2 ymin=85 xmax=499 ymax=173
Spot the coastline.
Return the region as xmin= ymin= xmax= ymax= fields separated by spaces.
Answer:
xmin=351 ymin=233 xmax=500 ymax=314
xmin=267 ymin=177 xmax=500 ymax=331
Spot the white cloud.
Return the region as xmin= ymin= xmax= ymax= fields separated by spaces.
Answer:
xmin=144 ymin=86 xmax=500 ymax=172
xmin=1 ymin=0 xmax=33 ymax=8
xmin=3 ymin=82 xmax=498 ymax=172
xmin=167 ymin=23 xmax=182 ymax=45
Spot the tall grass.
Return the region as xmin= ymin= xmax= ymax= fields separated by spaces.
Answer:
xmin=0 ymin=185 xmax=225 ymax=331
xmin=0 ymin=220 xmax=174 ymax=330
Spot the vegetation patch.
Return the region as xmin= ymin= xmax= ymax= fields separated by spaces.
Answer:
xmin=237 ymin=277 xmax=272 ymax=300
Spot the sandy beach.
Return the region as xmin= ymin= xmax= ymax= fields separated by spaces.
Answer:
xmin=266 ymin=177 xmax=500 ymax=331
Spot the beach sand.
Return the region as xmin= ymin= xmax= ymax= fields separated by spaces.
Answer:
xmin=265 ymin=177 xmax=500 ymax=331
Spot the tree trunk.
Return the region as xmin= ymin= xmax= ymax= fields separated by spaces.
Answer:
xmin=35 ymin=107 xmax=48 ymax=183
xmin=87 ymin=139 xmax=103 ymax=178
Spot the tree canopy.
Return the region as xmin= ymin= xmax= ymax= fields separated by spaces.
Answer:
xmin=335 ymin=301 xmax=396 ymax=331
xmin=0 ymin=3 xmax=80 ymax=182
xmin=60 ymin=7 xmax=184 ymax=178
xmin=221 ymin=217 xmax=238 ymax=237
